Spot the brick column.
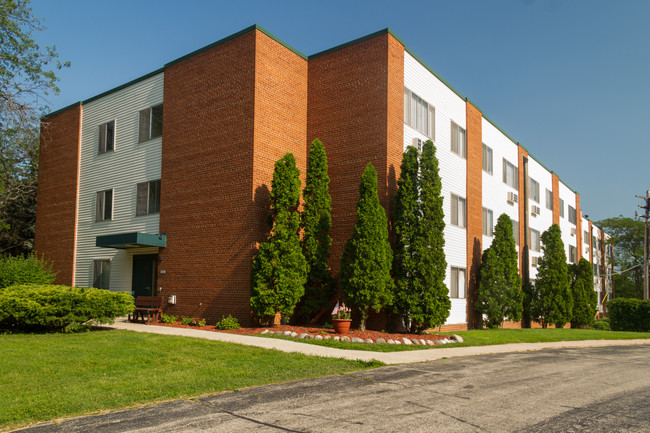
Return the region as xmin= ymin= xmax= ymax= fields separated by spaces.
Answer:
xmin=552 ymin=174 xmax=560 ymax=225
xmin=466 ymin=101 xmax=482 ymax=328
xmin=34 ymin=104 xmax=82 ymax=286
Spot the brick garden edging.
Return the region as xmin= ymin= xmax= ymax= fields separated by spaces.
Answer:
xmin=260 ymin=329 xmax=464 ymax=346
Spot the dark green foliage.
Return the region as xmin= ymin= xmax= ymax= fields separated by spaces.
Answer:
xmin=531 ymin=224 xmax=572 ymax=328
xmin=160 ymin=313 xmax=177 ymax=324
xmin=299 ymin=139 xmax=333 ymax=321
xmin=340 ymin=163 xmax=394 ymax=331
xmin=0 ymin=254 xmax=55 ymax=288
xmin=598 ymin=216 xmax=644 ymax=299
xmin=0 ymin=284 xmax=134 ymax=332
xmin=607 ymin=298 xmax=650 ymax=332
xmin=477 ymin=214 xmax=523 ymax=328
xmin=591 ymin=318 xmax=609 ymax=331
xmin=569 ymin=258 xmax=598 ymax=328
xmin=215 ymin=314 xmax=241 ymax=330
xmin=251 ymin=153 xmax=307 ymax=324
xmin=393 ymin=141 xmax=450 ymax=332
xmin=180 ymin=317 xmax=193 ymax=326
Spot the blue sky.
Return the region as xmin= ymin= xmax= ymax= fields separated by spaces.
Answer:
xmin=30 ymin=0 xmax=649 ymax=222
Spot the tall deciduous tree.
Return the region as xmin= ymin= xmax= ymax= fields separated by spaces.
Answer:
xmin=251 ymin=153 xmax=307 ymax=324
xmin=299 ymin=139 xmax=333 ymax=320
xmin=597 ymin=216 xmax=644 ymax=299
xmin=531 ymin=224 xmax=572 ymax=328
xmin=477 ymin=214 xmax=522 ymax=328
xmin=340 ymin=163 xmax=394 ymax=331
xmin=569 ymin=257 xmax=597 ymax=328
xmin=393 ymin=141 xmax=450 ymax=332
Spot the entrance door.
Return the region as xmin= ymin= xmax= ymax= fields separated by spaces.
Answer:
xmin=132 ymin=254 xmax=158 ymax=297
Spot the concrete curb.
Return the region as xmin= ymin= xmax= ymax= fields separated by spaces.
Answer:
xmin=102 ymin=318 xmax=650 ymax=365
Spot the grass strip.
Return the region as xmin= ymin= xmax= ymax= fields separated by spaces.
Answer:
xmin=0 ymin=329 xmax=382 ymax=430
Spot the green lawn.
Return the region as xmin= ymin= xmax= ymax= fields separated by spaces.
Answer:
xmin=0 ymin=330 xmax=381 ymax=431
xmin=261 ymin=327 xmax=650 ymax=352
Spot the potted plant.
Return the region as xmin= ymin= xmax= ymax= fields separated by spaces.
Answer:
xmin=331 ymin=302 xmax=352 ymax=335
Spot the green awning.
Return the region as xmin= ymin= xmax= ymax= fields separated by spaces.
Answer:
xmin=96 ymin=232 xmax=166 ymax=249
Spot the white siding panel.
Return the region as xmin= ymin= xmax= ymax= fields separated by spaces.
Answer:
xmin=527 ymin=158 xmax=553 ymax=279
xmin=581 ymin=217 xmax=590 ymax=260
xmin=74 ymin=73 xmax=164 ymax=291
xmin=558 ymin=181 xmax=577 ymax=266
xmin=405 ymin=53 xmax=468 ymax=325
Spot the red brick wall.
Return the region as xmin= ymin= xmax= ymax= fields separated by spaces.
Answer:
xmin=34 ymin=105 xmax=81 ymax=286
xmin=159 ymin=29 xmax=307 ymax=325
xmin=307 ymin=32 xmax=404 ymax=277
xmin=552 ymin=174 xmax=560 ymax=225
xmin=465 ymin=102 xmax=482 ymax=328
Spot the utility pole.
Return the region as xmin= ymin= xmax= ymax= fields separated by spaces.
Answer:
xmin=635 ymin=191 xmax=650 ymax=300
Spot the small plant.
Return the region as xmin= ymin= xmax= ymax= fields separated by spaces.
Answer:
xmin=181 ymin=317 xmax=193 ymax=326
xmin=160 ymin=313 xmax=177 ymax=324
xmin=215 ymin=314 xmax=240 ymax=330
xmin=322 ymin=322 xmax=333 ymax=329
xmin=592 ymin=318 xmax=610 ymax=331
xmin=331 ymin=301 xmax=351 ymax=320
xmin=195 ymin=318 xmax=206 ymax=327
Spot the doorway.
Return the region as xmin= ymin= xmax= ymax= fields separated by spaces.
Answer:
xmin=132 ymin=254 xmax=158 ymax=297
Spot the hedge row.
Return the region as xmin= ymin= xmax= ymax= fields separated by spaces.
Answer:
xmin=607 ymin=298 xmax=650 ymax=332
xmin=0 ymin=284 xmax=134 ymax=333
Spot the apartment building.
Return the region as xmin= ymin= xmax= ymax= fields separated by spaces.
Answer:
xmin=34 ymin=25 xmax=612 ymax=329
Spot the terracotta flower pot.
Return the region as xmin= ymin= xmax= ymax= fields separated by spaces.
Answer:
xmin=332 ymin=318 xmax=352 ymax=335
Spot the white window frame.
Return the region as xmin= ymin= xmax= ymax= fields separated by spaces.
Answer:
xmin=482 ymin=207 xmax=493 ymax=237
xmin=138 ymin=104 xmax=163 ymax=143
xmin=569 ymin=245 xmax=577 ymax=263
xmin=560 ymin=199 xmax=565 ymax=218
xmin=529 ymin=178 xmax=540 ymax=203
xmin=451 ymin=193 xmax=466 ymax=228
xmin=529 ymin=228 xmax=540 ymax=252
xmin=404 ymin=88 xmax=435 ymax=139
xmin=502 ymin=158 xmax=518 ymax=189
xmin=451 ymin=121 xmax=466 ymax=159
xmin=95 ymin=189 xmax=113 ymax=222
xmin=568 ymin=205 xmax=577 ymax=225
xmin=93 ymin=259 xmax=111 ymax=290
xmin=513 ymin=220 xmax=519 ymax=245
xmin=98 ymin=120 xmax=115 ymax=155
xmin=450 ymin=267 xmax=467 ymax=299
xmin=136 ymin=179 xmax=161 ymax=216
xmin=545 ymin=189 xmax=553 ymax=210
xmin=482 ymin=143 xmax=493 ymax=174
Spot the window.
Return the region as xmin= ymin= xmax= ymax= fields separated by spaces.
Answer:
xmin=584 ymin=231 xmax=590 ymax=244
xmin=513 ymin=220 xmax=520 ymax=245
xmin=451 ymin=121 xmax=466 ymax=158
xmin=568 ymin=205 xmax=577 ymax=224
xmin=482 ymin=144 xmax=493 ymax=174
xmin=451 ymin=194 xmax=466 ymax=228
xmin=450 ymin=267 xmax=466 ymax=298
xmin=136 ymin=180 xmax=161 ymax=216
xmin=560 ymin=199 xmax=565 ymax=218
xmin=95 ymin=189 xmax=113 ymax=222
xmin=569 ymin=245 xmax=577 ymax=263
xmin=529 ymin=228 xmax=540 ymax=252
xmin=545 ymin=189 xmax=553 ymax=210
xmin=593 ymin=263 xmax=599 ymax=276
xmin=404 ymin=88 xmax=435 ymax=138
xmin=93 ymin=260 xmax=110 ymax=290
xmin=138 ymin=104 xmax=163 ymax=142
xmin=502 ymin=158 xmax=518 ymax=189
xmin=98 ymin=120 xmax=115 ymax=154
xmin=529 ymin=178 xmax=540 ymax=203
xmin=482 ymin=208 xmax=493 ymax=236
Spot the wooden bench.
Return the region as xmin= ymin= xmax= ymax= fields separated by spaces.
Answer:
xmin=129 ymin=296 xmax=164 ymax=325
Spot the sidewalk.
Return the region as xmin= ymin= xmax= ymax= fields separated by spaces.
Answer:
xmin=104 ymin=318 xmax=650 ymax=365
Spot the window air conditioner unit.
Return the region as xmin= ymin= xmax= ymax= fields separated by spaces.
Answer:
xmin=571 ymin=228 xmax=577 ymax=236
xmin=531 ymin=205 xmax=541 ymax=216
xmin=507 ymin=192 xmax=518 ymax=204
xmin=531 ymin=256 xmax=539 ymax=267
xmin=412 ymin=137 xmax=424 ymax=153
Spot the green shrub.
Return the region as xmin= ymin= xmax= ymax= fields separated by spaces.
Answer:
xmin=160 ymin=313 xmax=177 ymax=324
xmin=608 ymin=298 xmax=650 ymax=332
xmin=0 ymin=284 xmax=134 ymax=332
xmin=215 ymin=314 xmax=240 ymax=330
xmin=194 ymin=318 xmax=206 ymax=327
xmin=591 ymin=318 xmax=610 ymax=331
xmin=0 ymin=255 xmax=56 ymax=288
xmin=180 ymin=317 xmax=193 ymax=326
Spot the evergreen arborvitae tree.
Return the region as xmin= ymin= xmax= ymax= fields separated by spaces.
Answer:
xmin=476 ymin=214 xmax=523 ymax=328
xmin=299 ymin=139 xmax=333 ymax=321
xmin=532 ymin=224 xmax=572 ymax=328
xmin=413 ymin=140 xmax=450 ymax=330
xmin=570 ymin=257 xmax=597 ymax=328
xmin=340 ymin=163 xmax=394 ymax=331
xmin=251 ymin=153 xmax=307 ymax=324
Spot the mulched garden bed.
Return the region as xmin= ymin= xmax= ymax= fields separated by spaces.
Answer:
xmin=156 ymin=322 xmax=455 ymax=345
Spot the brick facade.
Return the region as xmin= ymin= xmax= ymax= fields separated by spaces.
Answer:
xmin=552 ymin=173 xmax=560 ymax=225
xmin=465 ymin=101 xmax=482 ymax=328
xmin=34 ymin=105 xmax=82 ymax=286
